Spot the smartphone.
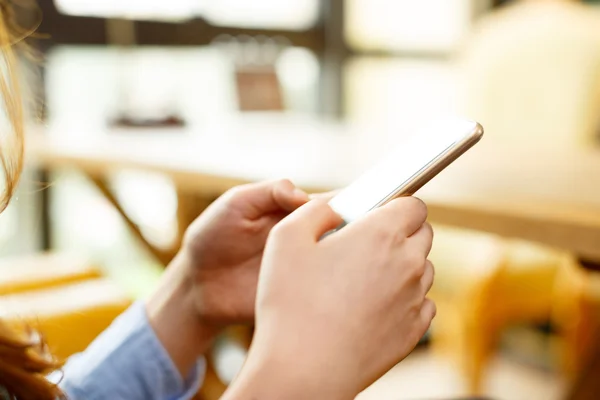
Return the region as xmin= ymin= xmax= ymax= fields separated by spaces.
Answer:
xmin=328 ymin=118 xmax=483 ymax=227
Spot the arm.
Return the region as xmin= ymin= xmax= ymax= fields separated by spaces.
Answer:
xmin=145 ymin=251 xmax=219 ymax=379
xmin=49 ymin=256 xmax=217 ymax=400
xmin=49 ymin=300 xmax=209 ymax=400
xmin=51 ymin=255 xmax=216 ymax=400
xmin=50 ymin=180 xmax=309 ymax=400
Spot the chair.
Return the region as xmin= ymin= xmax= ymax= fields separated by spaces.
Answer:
xmin=430 ymin=227 xmax=566 ymax=393
xmin=551 ymin=256 xmax=600 ymax=379
xmin=0 ymin=277 xmax=131 ymax=360
xmin=0 ymin=252 xmax=101 ymax=295
xmin=430 ymin=0 xmax=600 ymax=394
xmin=0 ymin=252 xmax=131 ymax=360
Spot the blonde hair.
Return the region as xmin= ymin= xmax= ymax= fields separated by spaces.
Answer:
xmin=0 ymin=2 xmax=64 ymax=399
xmin=0 ymin=0 xmax=24 ymax=212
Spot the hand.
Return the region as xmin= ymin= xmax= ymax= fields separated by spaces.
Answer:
xmin=181 ymin=179 xmax=310 ymax=325
xmin=146 ymin=180 xmax=309 ymax=377
xmin=224 ymin=197 xmax=435 ymax=400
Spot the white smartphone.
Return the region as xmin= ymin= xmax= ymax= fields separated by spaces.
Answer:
xmin=328 ymin=118 xmax=483 ymax=227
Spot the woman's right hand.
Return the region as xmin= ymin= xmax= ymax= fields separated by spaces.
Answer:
xmin=223 ymin=197 xmax=435 ymax=400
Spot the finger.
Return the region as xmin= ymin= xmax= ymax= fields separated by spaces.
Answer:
xmin=253 ymin=211 xmax=290 ymax=244
xmin=231 ymin=179 xmax=309 ymax=219
xmin=281 ymin=199 xmax=343 ymax=242
xmin=420 ymin=298 xmax=437 ymax=332
xmin=420 ymin=260 xmax=435 ymax=295
xmin=308 ymin=190 xmax=340 ymax=202
xmin=375 ymin=197 xmax=428 ymax=237
xmin=273 ymin=181 xmax=310 ymax=212
xmin=409 ymin=222 xmax=434 ymax=257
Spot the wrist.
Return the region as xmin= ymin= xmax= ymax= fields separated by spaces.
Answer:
xmin=223 ymin=338 xmax=355 ymax=400
xmin=146 ymin=251 xmax=220 ymax=378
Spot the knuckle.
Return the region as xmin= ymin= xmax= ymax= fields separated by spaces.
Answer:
xmin=424 ymin=222 xmax=434 ymax=238
xmin=372 ymin=222 xmax=399 ymax=247
xmin=429 ymin=222 xmax=435 ymax=237
xmin=223 ymin=185 xmax=246 ymax=202
xmin=314 ymin=199 xmax=335 ymax=215
xmin=413 ymin=196 xmax=428 ymax=215
xmin=425 ymin=299 xmax=437 ymax=321
xmin=427 ymin=259 xmax=435 ymax=275
xmin=424 ymin=261 xmax=435 ymax=285
xmin=407 ymin=197 xmax=428 ymax=222
xmin=309 ymin=200 xmax=339 ymax=224
xmin=276 ymin=178 xmax=293 ymax=188
xmin=387 ymin=197 xmax=428 ymax=228
xmin=407 ymin=252 xmax=426 ymax=275
xmin=430 ymin=300 xmax=438 ymax=318
xmin=270 ymin=179 xmax=293 ymax=195
xmin=269 ymin=219 xmax=294 ymax=241
xmin=392 ymin=196 xmax=424 ymax=211
xmin=415 ymin=260 xmax=427 ymax=278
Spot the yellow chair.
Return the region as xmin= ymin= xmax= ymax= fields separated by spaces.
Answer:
xmin=429 ymin=0 xmax=600 ymax=394
xmin=0 ymin=252 xmax=101 ymax=295
xmin=0 ymin=278 xmax=131 ymax=360
xmin=429 ymin=228 xmax=504 ymax=389
xmin=551 ymin=257 xmax=600 ymax=380
xmin=429 ymin=226 xmax=566 ymax=394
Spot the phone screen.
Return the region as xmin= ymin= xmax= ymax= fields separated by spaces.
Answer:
xmin=328 ymin=118 xmax=479 ymax=223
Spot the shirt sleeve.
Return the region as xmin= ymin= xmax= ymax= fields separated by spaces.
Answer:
xmin=48 ymin=301 xmax=205 ymax=400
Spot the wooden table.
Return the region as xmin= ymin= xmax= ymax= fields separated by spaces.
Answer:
xmin=26 ymin=116 xmax=600 ymax=399
xmin=27 ymin=117 xmax=600 ymax=261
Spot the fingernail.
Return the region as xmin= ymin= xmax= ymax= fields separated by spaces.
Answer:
xmin=293 ymin=188 xmax=309 ymax=201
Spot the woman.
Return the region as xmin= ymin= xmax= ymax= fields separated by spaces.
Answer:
xmin=0 ymin=3 xmax=436 ymax=399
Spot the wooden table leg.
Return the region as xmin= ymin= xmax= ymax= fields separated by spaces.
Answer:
xmin=37 ymin=168 xmax=52 ymax=251
xmin=564 ymin=259 xmax=600 ymax=400
xmin=175 ymin=191 xmax=216 ymax=252
xmin=88 ymin=176 xmax=217 ymax=266
xmin=89 ymin=175 xmax=176 ymax=265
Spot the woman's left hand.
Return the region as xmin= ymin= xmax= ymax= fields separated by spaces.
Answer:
xmin=180 ymin=179 xmax=309 ymax=325
xmin=145 ymin=180 xmax=309 ymax=377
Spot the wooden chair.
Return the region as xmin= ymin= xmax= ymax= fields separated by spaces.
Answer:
xmin=0 ymin=252 xmax=101 ymax=295
xmin=429 ymin=228 xmax=558 ymax=389
xmin=0 ymin=252 xmax=131 ymax=360
xmin=429 ymin=0 xmax=600 ymax=394
xmin=430 ymin=228 xmax=565 ymax=393
xmin=0 ymin=277 xmax=131 ymax=360
xmin=551 ymin=256 xmax=600 ymax=380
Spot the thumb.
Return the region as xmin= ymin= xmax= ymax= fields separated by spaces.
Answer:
xmin=284 ymin=199 xmax=344 ymax=242
xmin=309 ymin=190 xmax=340 ymax=202
xmin=230 ymin=179 xmax=309 ymax=219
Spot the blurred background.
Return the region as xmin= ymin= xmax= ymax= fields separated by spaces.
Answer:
xmin=3 ymin=0 xmax=600 ymax=399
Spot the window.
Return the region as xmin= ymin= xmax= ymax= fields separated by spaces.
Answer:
xmin=345 ymin=0 xmax=484 ymax=54
xmin=54 ymin=0 xmax=320 ymax=29
xmin=200 ymin=0 xmax=319 ymax=30
xmin=345 ymin=57 xmax=458 ymax=125
xmin=54 ymin=0 xmax=201 ymax=21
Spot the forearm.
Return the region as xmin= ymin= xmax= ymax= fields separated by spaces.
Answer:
xmin=222 ymin=361 xmax=312 ymax=400
xmin=221 ymin=342 xmax=354 ymax=400
xmin=50 ymin=252 xmax=215 ymax=399
xmin=146 ymin=251 xmax=220 ymax=378
xmin=51 ymin=301 xmax=206 ymax=400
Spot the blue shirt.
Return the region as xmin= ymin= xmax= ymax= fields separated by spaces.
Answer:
xmin=48 ymin=302 xmax=206 ymax=400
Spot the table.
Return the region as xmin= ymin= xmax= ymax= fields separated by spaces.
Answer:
xmin=27 ymin=117 xmax=600 ymax=261
xmin=26 ymin=115 xmax=600 ymax=399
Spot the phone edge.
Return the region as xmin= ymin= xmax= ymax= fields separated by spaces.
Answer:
xmin=373 ymin=122 xmax=484 ymax=208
